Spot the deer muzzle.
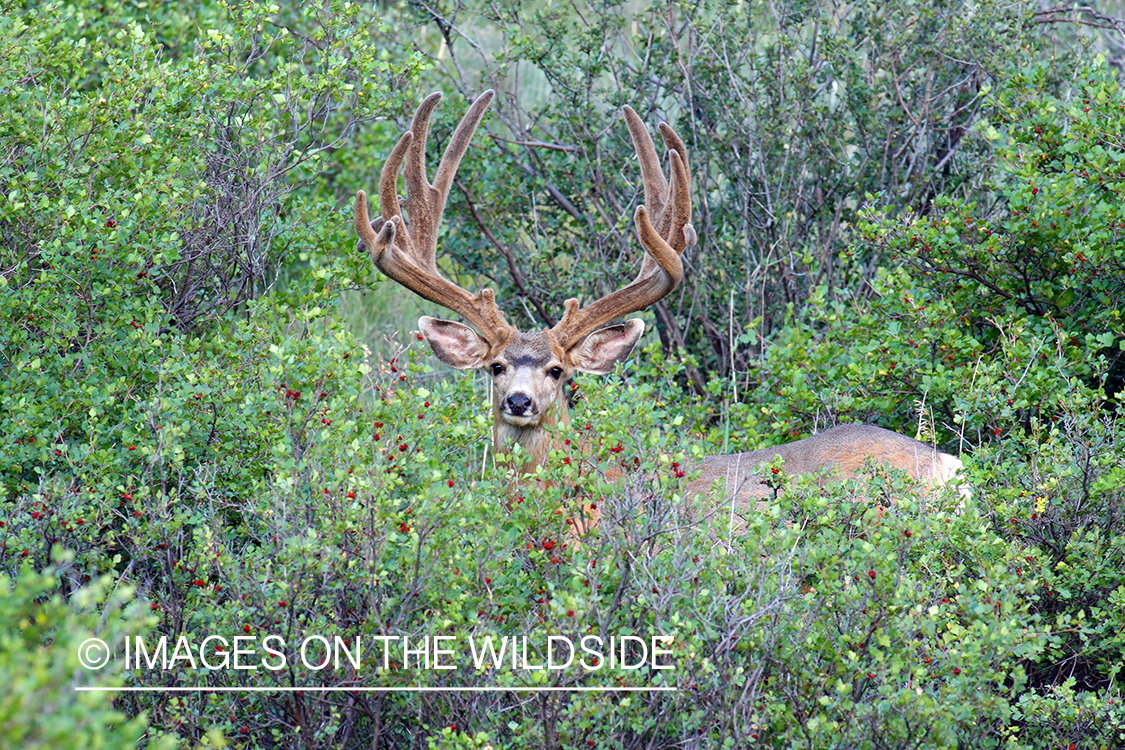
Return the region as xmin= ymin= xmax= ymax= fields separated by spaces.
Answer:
xmin=500 ymin=392 xmax=540 ymax=425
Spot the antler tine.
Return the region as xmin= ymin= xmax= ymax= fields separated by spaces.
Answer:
xmin=354 ymin=90 xmax=515 ymax=346
xmin=401 ymin=92 xmax=443 ymax=218
xmin=377 ymin=130 xmax=414 ymax=251
xmin=432 ymin=91 xmax=494 ymax=207
xmin=623 ymin=105 xmax=668 ymax=218
xmin=657 ymin=122 xmax=690 ymax=244
xmin=549 ymin=109 xmax=695 ymax=351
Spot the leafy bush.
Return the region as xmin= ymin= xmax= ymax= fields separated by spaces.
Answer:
xmin=0 ymin=557 xmax=172 ymax=750
xmin=740 ymin=60 xmax=1125 ymax=747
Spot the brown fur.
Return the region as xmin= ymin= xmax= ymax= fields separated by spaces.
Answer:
xmin=690 ymin=425 xmax=964 ymax=504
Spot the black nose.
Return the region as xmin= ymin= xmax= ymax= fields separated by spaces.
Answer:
xmin=505 ymin=393 xmax=532 ymax=416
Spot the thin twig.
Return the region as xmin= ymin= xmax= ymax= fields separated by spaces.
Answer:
xmin=488 ymin=134 xmax=581 ymax=153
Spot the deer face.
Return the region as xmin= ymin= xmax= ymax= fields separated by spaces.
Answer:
xmin=418 ymin=316 xmax=645 ymax=429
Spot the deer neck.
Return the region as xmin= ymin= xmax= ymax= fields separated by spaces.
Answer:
xmin=493 ymin=397 xmax=570 ymax=474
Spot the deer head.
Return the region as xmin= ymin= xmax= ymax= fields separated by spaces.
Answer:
xmin=355 ymin=90 xmax=695 ymax=471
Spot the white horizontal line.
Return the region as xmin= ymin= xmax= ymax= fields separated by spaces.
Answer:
xmin=75 ymin=686 xmax=677 ymax=693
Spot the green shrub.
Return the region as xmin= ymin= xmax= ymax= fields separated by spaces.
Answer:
xmin=737 ymin=60 xmax=1125 ymax=748
xmin=0 ymin=556 xmax=174 ymax=749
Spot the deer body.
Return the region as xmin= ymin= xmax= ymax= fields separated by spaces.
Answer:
xmin=354 ymin=90 xmax=965 ymax=514
xmin=690 ymin=424 xmax=964 ymax=503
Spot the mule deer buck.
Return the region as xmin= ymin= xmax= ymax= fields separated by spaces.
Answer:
xmin=354 ymin=90 xmax=964 ymax=515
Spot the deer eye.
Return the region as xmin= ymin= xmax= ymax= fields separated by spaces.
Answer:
xmin=489 ymin=363 xmax=505 ymax=376
xmin=547 ymin=366 xmax=564 ymax=380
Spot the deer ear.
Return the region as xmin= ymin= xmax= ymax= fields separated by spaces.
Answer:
xmin=572 ymin=319 xmax=645 ymax=375
xmin=418 ymin=316 xmax=491 ymax=370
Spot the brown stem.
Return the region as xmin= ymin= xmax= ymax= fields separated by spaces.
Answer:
xmin=654 ymin=299 xmax=708 ymax=396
